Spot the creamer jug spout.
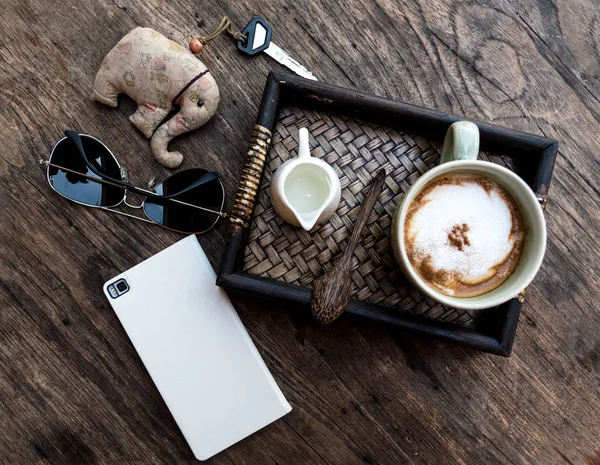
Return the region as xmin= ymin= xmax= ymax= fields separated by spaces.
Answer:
xmin=291 ymin=203 xmax=327 ymax=231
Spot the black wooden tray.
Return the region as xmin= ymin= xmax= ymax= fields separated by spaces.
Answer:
xmin=217 ymin=72 xmax=557 ymax=356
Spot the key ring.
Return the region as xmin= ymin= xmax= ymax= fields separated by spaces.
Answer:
xmin=189 ymin=16 xmax=246 ymax=53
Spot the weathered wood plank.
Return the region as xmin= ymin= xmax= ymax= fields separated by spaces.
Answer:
xmin=1 ymin=0 xmax=599 ymax=464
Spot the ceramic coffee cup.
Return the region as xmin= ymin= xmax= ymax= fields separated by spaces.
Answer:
xmin=391 ymin=121 xmax=547 ymax=310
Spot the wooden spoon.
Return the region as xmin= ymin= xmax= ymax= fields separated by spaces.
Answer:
xmin=311 ymin=169 xmax=387 ymax=324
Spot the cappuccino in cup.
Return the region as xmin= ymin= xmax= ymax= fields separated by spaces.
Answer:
xmin=392 ymin=121 xmax=546 ymax=310
xmin=403 ymin=173 xmax=525 ymax=297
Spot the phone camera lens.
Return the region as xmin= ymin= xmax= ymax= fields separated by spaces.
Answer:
xmin=116 ymin=281 xmax=128 ymax=292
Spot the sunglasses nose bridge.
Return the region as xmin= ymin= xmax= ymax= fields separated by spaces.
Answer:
xmin=124 ymin=193 xmax=145 ymax=209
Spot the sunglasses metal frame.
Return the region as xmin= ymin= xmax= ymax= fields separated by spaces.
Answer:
xmin=42 ymin=134 xmax=227 ymax=234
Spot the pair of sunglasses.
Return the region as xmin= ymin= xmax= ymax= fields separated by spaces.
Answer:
xmin=40 ymin=131 xmax=226 ymax=234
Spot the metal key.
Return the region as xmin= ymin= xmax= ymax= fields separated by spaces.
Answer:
xmin=238 ymin=17 xmax=318 ymax=81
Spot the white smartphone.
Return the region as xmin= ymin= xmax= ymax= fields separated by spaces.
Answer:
xmin=103 ymin=235 xmax=291 ymax=461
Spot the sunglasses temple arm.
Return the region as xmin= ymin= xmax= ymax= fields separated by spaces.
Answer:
xmin=42 ymin=160 xmax=226 ymax=217
xmin=65 ymin=130 xmax=121 ymax=181
xmin=159 ymin=171 xmax=221 ymax=199
xmin=65 ymin=130 xmax=156 ymax=197
xmin=64 ymin=131 xmax=222 ymax=201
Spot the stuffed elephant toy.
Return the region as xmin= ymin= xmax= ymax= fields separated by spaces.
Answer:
xmin=93 ymin=27 xmax=219 ymax=168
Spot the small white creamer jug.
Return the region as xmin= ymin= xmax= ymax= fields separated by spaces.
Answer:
xmin=270 ymin=128 xmax=341 ymax=231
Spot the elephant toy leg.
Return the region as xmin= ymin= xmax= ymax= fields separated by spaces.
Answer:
xmin=93 ymin=70 xmax=120 ymax=108
xmin=129 ymin=104 xmax=170 ymax=139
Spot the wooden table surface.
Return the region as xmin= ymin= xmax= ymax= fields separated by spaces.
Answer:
xmin=2 ymin=0 xmax=599 ymax=463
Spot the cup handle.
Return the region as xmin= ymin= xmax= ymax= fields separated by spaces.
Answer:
xmin=440 ymin=121 xmax=480 ymax=164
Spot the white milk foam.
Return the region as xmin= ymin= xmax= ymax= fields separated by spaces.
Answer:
xmin=406 ymin=180 xmax=515 ymax=285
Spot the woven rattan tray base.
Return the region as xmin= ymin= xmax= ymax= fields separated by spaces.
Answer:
xmin=243 ymin=106 xmax=517 ymax=329
xmin=219 ymin=73 xmax=557 ymax=355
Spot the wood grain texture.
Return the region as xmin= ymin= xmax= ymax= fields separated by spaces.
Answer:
xmin=0 ymin=1 xmax=599 ymax=465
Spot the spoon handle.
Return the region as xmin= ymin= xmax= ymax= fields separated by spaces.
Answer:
xmin=341 ymin=169 xmax=387 ymax=266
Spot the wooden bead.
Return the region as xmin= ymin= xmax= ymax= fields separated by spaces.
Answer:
xmin=189 ymin=39 xmax=204 ymax=54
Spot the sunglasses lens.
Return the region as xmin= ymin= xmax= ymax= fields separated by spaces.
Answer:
xmin=48 ymin=136 xmax=124 ymax=207
xmin=143 ymin=168 xmax=224 ymax=233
